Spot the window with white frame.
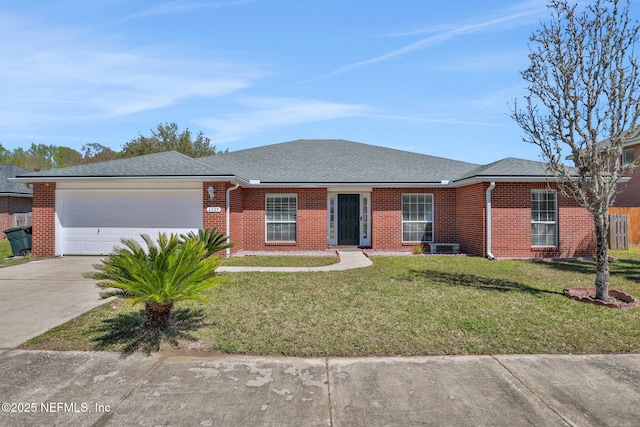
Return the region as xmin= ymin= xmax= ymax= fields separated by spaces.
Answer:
xmin=531 ymin=189 xmax=557 ymax=247
xmin=266 ymin=194 xmax=297 ymax=242
xmin=623 ymin=148 xmax=635 ymax=166
xmin=402 ymin=194 xmax=433 ymax=242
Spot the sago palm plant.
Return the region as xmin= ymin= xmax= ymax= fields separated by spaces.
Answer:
xmin=180 ymin=227 xmax=233 ymax=257
xmin=86 ymin=232 xmax=224 ymax=328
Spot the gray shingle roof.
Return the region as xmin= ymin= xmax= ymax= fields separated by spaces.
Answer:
xmin=15 ymin=151 xmax=232 ymax=178
xmin=456 ymin=157 xmax=550 ymax=181
xmin=0 ymin=164 xmax=32 ymax=195
xmin=200 ymin=139 xmax=481 ymax=183
xmin=12 ymin=140 xmax=556 ymax=186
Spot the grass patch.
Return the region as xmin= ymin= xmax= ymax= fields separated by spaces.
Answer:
xmin=0 ymin=238 xmax=31 ymax=268
xmin=21 ymin=249 xmax=640 ymax=356
xmin=220 ymin=255 xmax=338 ymax=267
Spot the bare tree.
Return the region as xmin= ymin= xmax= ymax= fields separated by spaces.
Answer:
xmin=512 ymin=0 xmax=640 ymax=300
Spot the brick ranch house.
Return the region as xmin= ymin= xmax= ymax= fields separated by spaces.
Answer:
xmin=11 ymin=139 xmax=597 ymax=259
xmin=0 ymin=164 xmax=32 ymax=237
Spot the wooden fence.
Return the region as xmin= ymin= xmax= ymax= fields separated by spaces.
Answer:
xmin=609 ymin=213 xmax=629 ymax=249
xmin=12 ymin=212 xmax=32 ymax=228
xmin=609 ymin=207 xmax=640 ymax=247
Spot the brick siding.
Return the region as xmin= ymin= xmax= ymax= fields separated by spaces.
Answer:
xmin=31 ymin=183 xmax=55 ymax=257
xmin=30 ymin=180 xmax=596 ymax=259
xmin=202 ymin=182 xmax=244 ymax=254
xmin=456 ymin=183 xmax=488 ymax=256
xmin=238 ymin=188 xmax=327 ymax=252
xmin=371 ymin=188 xmax=457 ymax=252
xmin=614 ymin=143 xmax=640 ymax=207
xmin=489 ymin=182 xmax=595 ymax=258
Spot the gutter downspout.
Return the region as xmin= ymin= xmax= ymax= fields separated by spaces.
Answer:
xmin=486 ymin=182 xmax=496 ymax=260
xmin=226 ymin=181 xmax=240 ymax=258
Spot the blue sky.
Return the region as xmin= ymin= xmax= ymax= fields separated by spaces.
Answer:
xmin=0 ymin=0 xmax=621 ymax=164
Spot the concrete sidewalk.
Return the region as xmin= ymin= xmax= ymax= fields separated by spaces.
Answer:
xmin=217 ymin=249 xmax=373 ymax=272
xmin=1 ymin=350 xmax=639 ymax=426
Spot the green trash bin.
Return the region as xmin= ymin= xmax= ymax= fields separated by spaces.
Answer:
xmin=4 ymin=226 xmax=32 ymax=256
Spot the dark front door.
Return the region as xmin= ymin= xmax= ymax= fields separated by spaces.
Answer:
xmin=338 ymin=194 xmax=360 ymax=245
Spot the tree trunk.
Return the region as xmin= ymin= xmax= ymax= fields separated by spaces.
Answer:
xmin=594 ymin=214 xmax=610 ymax=301
xmin=144 ymin=302 xmax=174 ymax=328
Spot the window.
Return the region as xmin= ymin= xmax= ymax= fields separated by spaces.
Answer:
xmin=328 ymin=196 xmax=335 ymax=240
xmin=531 ymin=190 xmax=557 ymax=247
xmin=623 ymin=148 xmax=635 ymax=166
xmin=362 ymin=196 xmax=368 ymax=240
xmin=266 ymin=194 xmax=297 ymax=242
xmin=402 ymin=194 xmax=433 ymax=242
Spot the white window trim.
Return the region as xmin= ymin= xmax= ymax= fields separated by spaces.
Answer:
xmin=623 ymin=147 xmax=635 ymax=166
xmin=531 ymin=189 xmax=558 ymax=248
xmin=402 ymin=193 xmax=434 ymax=243
xmin=265 ymin=193 xmax=297 ymax=243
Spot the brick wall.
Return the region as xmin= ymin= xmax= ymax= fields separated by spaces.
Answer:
xmin=229 ymin=186 xmax=244 ymax=254
xmin=490 ymin=182 xmax=595 ymax=258
xmin=456 ymin=183 xmax=487 ymax=256
xmin=614 ymin=143 xmax=640 ymax=207
xmin=371 ymin=188 xmax=457 ymax=252
xmin=32 ymin=183 xmax=56 ymax=257
xmin=238 ymin=187 xmax=327 ymax=252
xmin=202 ymin=182 xmax=244 ymax=254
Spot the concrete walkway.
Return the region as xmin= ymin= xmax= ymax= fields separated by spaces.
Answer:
xmin=1 ymin=350 xmax=639 ymax=426
xmin=217 ymin=249 xmax=373 ymax=272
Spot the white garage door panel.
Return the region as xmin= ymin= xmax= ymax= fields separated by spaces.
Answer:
xmin=61 ymin=190 xmax=201 ymax=228
xmin=58 ymin=187 xmax=202 ymax=255
xmin=63 ymin=227 xmax=198 ymax=255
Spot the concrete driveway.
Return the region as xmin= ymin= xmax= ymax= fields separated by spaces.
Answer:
xmin=0 ymin=257 xmax=106 ymax=349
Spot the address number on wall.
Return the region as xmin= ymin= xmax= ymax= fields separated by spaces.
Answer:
xmin=206 ymin=207 xmax=222 ymax=213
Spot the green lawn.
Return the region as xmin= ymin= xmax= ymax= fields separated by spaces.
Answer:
xmin=20 ymin=249 xmax=640 ymax=356
xmin=220 ymin=255 xmax=338 ymax=267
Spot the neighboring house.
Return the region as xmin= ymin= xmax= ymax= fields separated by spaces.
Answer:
xmin=11 ymin=140 xmax=596 ymax=259
xmin=613 ymin=137 xmax=640 ymax=207
xmin=0 ymin=164 xmax=33 ymax=237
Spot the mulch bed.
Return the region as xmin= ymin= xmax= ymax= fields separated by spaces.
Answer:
xmin=563 ymin=288 xmax=639 ymax=309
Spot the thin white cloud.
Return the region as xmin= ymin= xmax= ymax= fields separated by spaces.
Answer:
xmin=302 ymin=1 xmax=546 ymax=83
xmin=123 ymin=0 xmax=257 ymax=21
xmin=360 ymin=113 xmax=511 ymax=128
xmin=0 ymin=18 xmax=263 ymax=127
xmin=196 ymin=97 xmax=373 ymax=142
xmin=335 ymin=13 xmax=536 ymax=75
xmin=430 ymin=50 xmax=529 ymax=73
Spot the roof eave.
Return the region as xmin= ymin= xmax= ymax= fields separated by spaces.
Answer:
xmin=0 ymin=192 xmax=32 ymax=198
xmin=235 ymin=180 xmax=451 ymax=188
xmin=452 ymin=175 xmax=631 ymax=186
xmin=9 ymin=175 xmax=236 ymax=184
xmin=452 ymin=175 xmax=563 ymax=186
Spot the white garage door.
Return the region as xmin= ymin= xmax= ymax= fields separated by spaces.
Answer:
xmin=56 ymin=182 xmax=202 ymax=255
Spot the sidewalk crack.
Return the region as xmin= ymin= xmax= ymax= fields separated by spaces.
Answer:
xmin=491 ymin=355 xmax=574 ymax=427
xmin=90 ymin=354 xmax=166 ymax=427
xmin=325 ymin=357 xmax=334 ymax=427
